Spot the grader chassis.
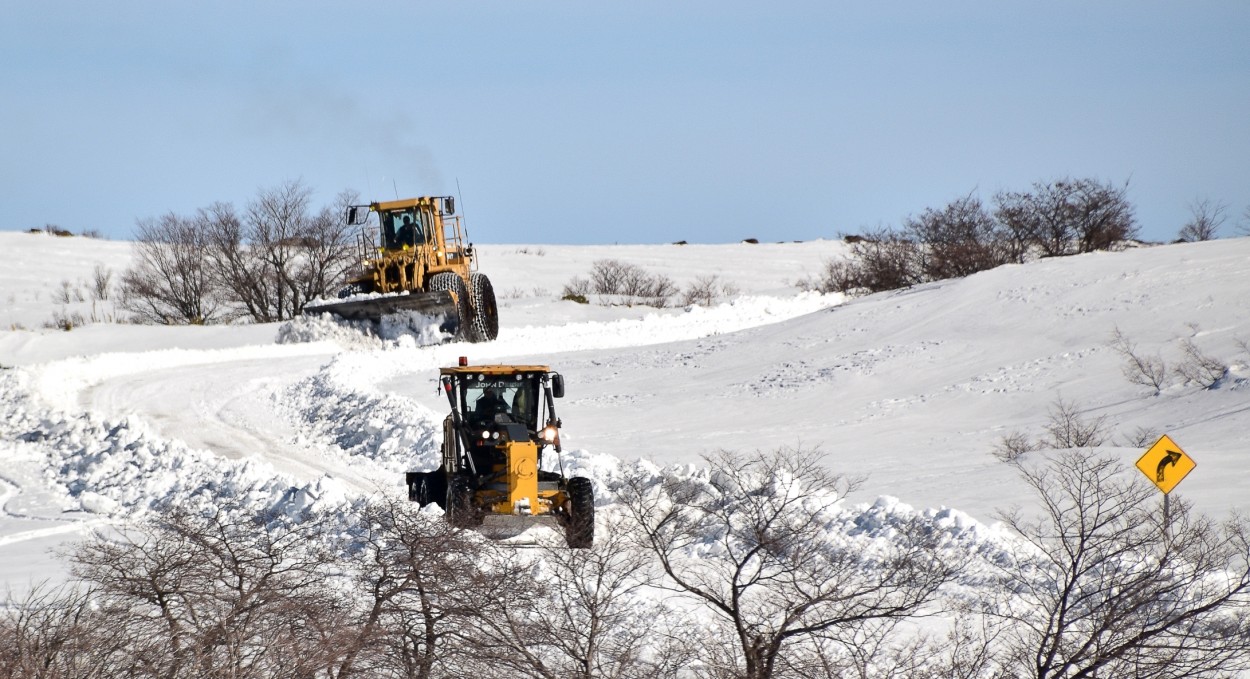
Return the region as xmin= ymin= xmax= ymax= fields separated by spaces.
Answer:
xmin=406 ymin=359 xmax=594 ymax=548
xmin=305 ymin=196 xmax=499 ymax=342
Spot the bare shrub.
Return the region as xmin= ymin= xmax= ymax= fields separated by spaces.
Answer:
xmin=619 ymin=448 xmax=956 ymax=679
xmin=336 ymin=495 xmax=496 ymax=678
xmin=584 ymin=259 xmax=676 ymax=306
xmin=1178 ymin=197 xmax=1227 ymax=242
xmin=124 ymin=183 xmax=356 ymax=325
xmin=994 ymin=177 xmax=1138 ymax=258
xmin=992 ymin=430 xmax=1038 ymax=463
xmin=1042 ymin=397 xmax=1109 ymax=448
xmin=842 ymin=227 xmax=924 ymax=293
xmin=904 ymin=192 xmax=1009 ymax=280
xmin=91 ymin=263 xmax=113 ymax=301
xmin=1110 ymin=326 xmax=1169 ymax=394
xmin=45 ymin=309 xmax=87 ymax=331
xmin=811 ymin=257 xmax=861 ymax=293
xmin=0 ymin=583 xmax=131 ymax=676
xmin=1175 ymin=337 xmax=1228 ymax=389
xmin=590 ymin=259 xmax=633 ymax=295
xmin=54 ymin=280 xmax=74 ymax=304
xmin=237 ymin=181 xmax=357 ymax=321
xmin=1120 ymin=425 xmax=1161 ymax=448
xmin=681 ymin=274 xmax=740 ymax=307
xmin=562 ymin=275 xmax=592 ymax=300
xmin=70 ymin=501 xmax=346 ymax=678
xmin=1236 ymin=335 xmax=1250 ymax=357
xmin=466 ymin=515 xmax=696 ymax=679
xmin=121 ymin=212 xmax=220 ymax=324
xmin=987 ymin=452 xmax=1250 ymax=677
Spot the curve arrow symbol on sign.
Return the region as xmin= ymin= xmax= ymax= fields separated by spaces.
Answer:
xmin=1156 ymin=450 xmax=1182 ymax=482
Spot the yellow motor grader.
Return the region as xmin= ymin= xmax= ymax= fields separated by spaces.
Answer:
xmin=304 ymin=196 xmax=499 ymax=342
xmin=406 ymin=358 xmax=595 ymax=548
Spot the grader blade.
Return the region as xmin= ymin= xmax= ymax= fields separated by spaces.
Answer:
xmin=304 ymin=290 xmax=457 ymax=325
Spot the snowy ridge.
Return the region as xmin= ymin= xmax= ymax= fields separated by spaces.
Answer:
xmin=278 ymin=350 xmax=446 ymax=474
xmin=0 ymin=369 xmax=355 ymax=522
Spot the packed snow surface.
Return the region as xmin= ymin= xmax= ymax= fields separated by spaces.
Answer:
xmin=2 ymin=232 xmax=1249 ymax=596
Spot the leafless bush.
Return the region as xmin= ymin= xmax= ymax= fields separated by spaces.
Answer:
xmin=904 ymin=193 xmax=1009 ymax=280
xmin=681 ymin=274 xmax=740 ymax=307
xmin=1110 ymin=326 xmax=1169 ymax=394
xmin=1178 ymin=197 xmax=1227 ymax=242
xmin=619 ymin=448 xmax=955 ymax=679
xmin=69 ymin=501 xmax=346 ymax=678
xmin=121 ymin=212 xmax=221 ymax=324
xmin=987 ymin=452 xmax=1250 ymax=677
xmin=466 ymin=514 xmax=697 ymax=679
xmin=91 ymin=264 xmax=113 ymax=301
xmin=0 ymin=583 xmax=131 ymax=676
xmin=1175 ymin=337 xmax=1228 ymax=389
xmin=848 ymin=228 xmax=924 ymax=293
xmin=994 ymin=177 xmax=1138 ymax=258
xmin=45 ymin=309 xmax=87 ymax=331
xmin=54 ymin=280 xmax=81 ymax=304
xmin=590 ymin=259 xmax=633 ymax=295
xmin=231 ymin=181 xmax=356 ymax=322
xmin=810 ymin=257 xmax=861 ymax=294
xmin=577 ymin=259 xmax=677 ymax=306
xmin=620 ymin=265 xmax=676 ymax=301
xmin=336 ymin=495 xmax=496 ymax=678
xmin=993 ymin=397 xmax=1110 ymax=461
xmin=1119 ymin=425 xmax=1161 ymax=448
xmin=1042 ymin=396 xmax=1109 ymax=448
xmin=123 ymin=183 xmax=356 ymax=325
xmin=992 ymin=431 xmax=1038 ymax=463
xmin=562 ymin=275 xmax=592 ymax=300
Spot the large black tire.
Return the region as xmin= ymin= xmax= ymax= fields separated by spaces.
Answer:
xmin=446 ymin=474 xmax=480 ymax=527
xmin=428 ymin=273 xmax=471 ymax=340
xmin=565 ymin=477 xmax=595 ymax=548
xmin=407 ymin=471 xmax=447 ymax=510
xmin=467 ymin=273 xmax=499 ymax=343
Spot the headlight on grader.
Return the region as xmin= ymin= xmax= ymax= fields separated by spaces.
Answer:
xmin=542 ymin=425 xmax=558 ymax=443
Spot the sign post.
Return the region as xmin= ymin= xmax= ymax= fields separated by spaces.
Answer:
xmin=1135 ymin=434 xmax=1196 ymax=538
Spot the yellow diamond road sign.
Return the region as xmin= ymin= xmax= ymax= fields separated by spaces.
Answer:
xmin=1136 ymin=434 xmax=1196 ymax=495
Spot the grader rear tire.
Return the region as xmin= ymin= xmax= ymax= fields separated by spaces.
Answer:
xmin=468 ymin=273 xmax=499 ymax=343
xmin=428 ymin=273 xmax=471 ymax=340
xmin=407 ymin=472 xmax=447 ymax=510
xmin=565 ymin=477 xmax=595 ymax=548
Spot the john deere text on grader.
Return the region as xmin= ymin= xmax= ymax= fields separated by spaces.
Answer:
xmin=406 ymin=359 xmax=595 ymax=548
xmin=305 ymin=196 xmax=499 ymax=342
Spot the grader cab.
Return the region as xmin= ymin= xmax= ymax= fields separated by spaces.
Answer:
xmin=406 ymin=359 xmax=594 ymax=548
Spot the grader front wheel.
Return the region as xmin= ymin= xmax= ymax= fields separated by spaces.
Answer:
xmin=565 ymin=477 xmax=594 ymax=548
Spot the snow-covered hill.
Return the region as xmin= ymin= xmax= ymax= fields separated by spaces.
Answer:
xmin=2 ymin=230 xmax=1249 ymax=594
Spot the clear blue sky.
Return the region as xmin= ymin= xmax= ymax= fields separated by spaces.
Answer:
xmin=2 ymin=1 xmax=1247 ymax=244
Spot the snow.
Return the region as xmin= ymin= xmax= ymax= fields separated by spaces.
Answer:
xmin=2 ymin=230 xmax=1250 ymax=605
